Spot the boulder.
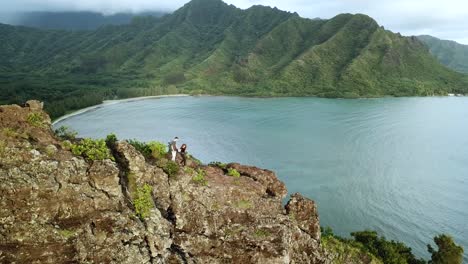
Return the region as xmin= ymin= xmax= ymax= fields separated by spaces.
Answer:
xmin=25 ymin=100 xmax=44 ymax=111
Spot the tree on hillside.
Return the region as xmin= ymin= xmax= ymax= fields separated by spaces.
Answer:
xmin=428 ymin=234 xmax=463 ymax=264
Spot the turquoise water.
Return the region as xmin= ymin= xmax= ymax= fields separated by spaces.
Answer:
xmin=55 ymin=96 xmax=468 ymax=260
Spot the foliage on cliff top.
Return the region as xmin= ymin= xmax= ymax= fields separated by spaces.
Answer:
xmin=127 ymin=139 xmax=167 ymax=159
xmin=27 ymin=113 xmax=45 ymax=128
xmin=227 ymin=168 xmax=240 ymax=178
xmin=71 ymin=138 xmax=114 ymax=161
xmin=54 ymin=125 xmax=78 ymax=140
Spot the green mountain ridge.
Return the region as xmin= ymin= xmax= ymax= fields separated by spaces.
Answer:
xmin=1 ymin=0 xmax=467 ymax=118
xmin=417 ymin=35 xmax=468 ymax=74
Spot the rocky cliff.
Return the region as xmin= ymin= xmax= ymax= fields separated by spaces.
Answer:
xmin=0 ymin=101 xmax=374 ymax=263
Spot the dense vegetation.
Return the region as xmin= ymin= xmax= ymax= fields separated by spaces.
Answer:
xmin=418 ymin=35 xmax=468 ymax=74
xmin=1 ymin=0 xmax=467 ymax=119
xmin=322 ymin=227 xmax=464 ymax=264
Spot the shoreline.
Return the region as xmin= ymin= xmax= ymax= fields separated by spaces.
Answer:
xmin=52 ymin=93 xmax=465 ymax=125
xmin=52 ymin=94 xmax=190 ymax=125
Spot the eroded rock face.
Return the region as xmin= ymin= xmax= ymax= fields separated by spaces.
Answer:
xmin=0 ymin=102 xmax=329 ymax=263
xmin=226 ymin=163 xmax=288 ymax=198
xmin=286 ymin=193 xmax=321 ymax=241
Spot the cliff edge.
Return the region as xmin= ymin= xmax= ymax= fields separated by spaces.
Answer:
xmin=0 ymin=101 xmax=375 ymax=263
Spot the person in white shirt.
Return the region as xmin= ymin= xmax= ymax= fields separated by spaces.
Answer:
xmin=170 ymin=137 xmax=179 ymax=161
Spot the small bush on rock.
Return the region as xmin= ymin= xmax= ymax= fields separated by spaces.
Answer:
xmin=227 ymin=168 xmax=240 ymax=178
xmin=61 ymin=140 xmax=72 ymax=150
xmin=71 ymin=138 xmax=114 ymax=161
xmin=134 ymin=184 xmax=153 ymax=220
xmin=105 ymin=133 xmax=118 ymax=147
xmin=184 ymin=167 xmax=195 ymax=175
xmin=27 ymin=113 xmax=45 ymax=128
xmin=128 ymin=139 xmax=166 ymax=159
xmin=209 ymin=161 xmax=227 ymax=169
xmin=192 ymin=169 xmax=208 ymax=186
xmin=58 ymin=229 xmax=76 ymax=239
xmin=128 ymin=139 xmax=151 ymax=157
xmin=254 ymin=229 xmax=271 ymax=238
xmin=54 ymin=126 xmax=78 ymax=140
xmin=2 ymin=127 xmax=17 ymax=137
xmin=163 ymin=161 xmax=180 ymax=178
xmin=236 ymin=199 xmax=252 ymax=209
xmin=147 ymin=141 xmax=167 ymax=159
xmin=45 ymin=145 xmax=57 ymax=157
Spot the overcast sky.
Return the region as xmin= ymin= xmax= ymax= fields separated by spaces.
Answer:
xmin=1 ymin=0 xmax=467 ymax=44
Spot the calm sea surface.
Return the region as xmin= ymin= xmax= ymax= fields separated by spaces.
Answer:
xmin=55 ymin=96 xmax=468 ymax=260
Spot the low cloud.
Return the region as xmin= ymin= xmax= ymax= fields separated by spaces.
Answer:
xmin=1 ymin=0 xmax=467 ymax=44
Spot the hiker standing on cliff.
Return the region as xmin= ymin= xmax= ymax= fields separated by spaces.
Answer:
xmin=180 ymin=144 xmax=187 ymax=166
xmin=170 ymin=137 xmax=179 ymax=161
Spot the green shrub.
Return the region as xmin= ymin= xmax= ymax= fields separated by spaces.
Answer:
xmin=321 ymin=226 xmax=334 ymax=238
xmin=184 ymin=167 xmax=195 ymax=175
xmin=105 ymin=133 xmax=118 ymax=147
xmin=227 ymin=168 xmax=240 ymax=178
xmin=147 ymin=141 xmax=167 ymax=159
xmin=58 ymin=229 xmax=76 ymax=239
xmin=192 ymin=169 xmax=208 ymax=186
xmin=236 ymin=199 xmax=252 ymax=209
xmin=209 ymin=161 xmax=227 ymax=169
xmin=428 ymin=234 xmax=463 ymax=264
xmin=127 ymin=139 xmax=152 ymax=157
xmin=156 ymin=158 xmax=168 ymax=168
xmin=27 ymin=113 xmax=45 ymax=128
xmin=61 ymin=140 xmax=72 ymax=150
xmin=163 ymin=161 xmax=180 ymax=178
xmin=128 ymin=139 xmax=166 ymax=159
xmin=54 ymin=126 xmax=77 ymax=140
xmin=254 ymin=229 xmax=271 ymax=238
xmin=2 ymin=127 xmax=17 ymax=137
xmin=133 ymin=184 xmax=153 ymax=220
xmin=71 ymin=138 xmax=114 ymax=161
xmin=45 ymin=145 xmax=57 ymax=157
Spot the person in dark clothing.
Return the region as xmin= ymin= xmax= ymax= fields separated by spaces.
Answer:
xmin=180 ymin=144 xmax=187 ymax=166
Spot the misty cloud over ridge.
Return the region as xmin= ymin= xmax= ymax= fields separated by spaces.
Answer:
xmin=1 ymin=0 xmax=467 ymax=44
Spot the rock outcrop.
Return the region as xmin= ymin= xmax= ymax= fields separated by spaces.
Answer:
xmin=0 ymin=101 xmax=364 ymax=263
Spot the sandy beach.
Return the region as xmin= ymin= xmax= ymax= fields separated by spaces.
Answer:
xmin=52 ymin=94 xmax=190 ymax=125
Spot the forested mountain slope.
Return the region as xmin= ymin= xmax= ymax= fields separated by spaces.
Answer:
xmin=418 ymin=35 xmax=468 ymax=74
xmin=1 ymin=0 xmax=466 ymax=118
